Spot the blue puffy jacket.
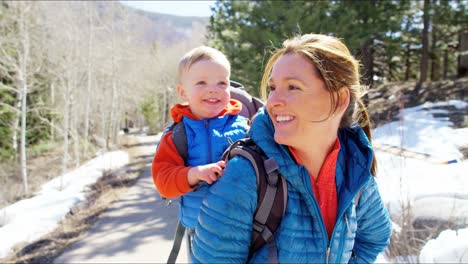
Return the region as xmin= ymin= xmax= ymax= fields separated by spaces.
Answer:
xmin=192 ymin=108 xmax=392 ymax=263
xmin=179 ymin=114 xmax=248 ymax=228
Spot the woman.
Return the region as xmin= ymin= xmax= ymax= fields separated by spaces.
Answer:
xmin=191 ymin=33 xmax=392 ymax=263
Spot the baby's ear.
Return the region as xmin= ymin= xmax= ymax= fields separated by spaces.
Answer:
xmin=176 ymin=84 xmax=188 ymax=102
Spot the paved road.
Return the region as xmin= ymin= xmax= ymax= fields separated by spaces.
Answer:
xmin=55 ymin=135 xmax=188 ymax=263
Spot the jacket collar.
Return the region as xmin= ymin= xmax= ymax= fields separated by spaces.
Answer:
xmin=170 ymin=99 xmax=242 ymax=123
xmin=249 ymin=108 xmax=373 ymax=212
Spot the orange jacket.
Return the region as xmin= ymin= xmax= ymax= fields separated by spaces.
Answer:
xmin=152 ymin=100 xmax=242 ymax=198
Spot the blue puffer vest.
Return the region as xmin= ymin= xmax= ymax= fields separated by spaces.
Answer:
xmin=179 ymin=114 xmax=248 ymax=228
xmin=192 ymin=108 xmax=392 ymax=263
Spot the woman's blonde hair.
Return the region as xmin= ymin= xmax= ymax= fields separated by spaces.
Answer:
xmin=260 ymin=33 xmax=377 ymax=176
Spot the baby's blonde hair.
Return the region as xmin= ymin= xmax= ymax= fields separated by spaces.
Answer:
xmin=178 ymin=46 xmax=231 ymax=82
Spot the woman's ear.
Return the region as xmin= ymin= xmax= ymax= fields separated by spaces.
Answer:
xmin=338 ymin=86 xmax=350 ymax=114
xmin=176 ymin=84 xmax=188 ymax=102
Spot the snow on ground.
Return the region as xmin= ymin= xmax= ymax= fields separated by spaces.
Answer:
xmin=0 ymin=100 xmax=467 ymax=262
xmin=373 ymin=100 xmax=468 ymax=262
xmin=0 ymin=151 xmax=129 ymax=258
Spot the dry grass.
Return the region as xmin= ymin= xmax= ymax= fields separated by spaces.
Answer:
xmin=1 ymin=134 xmax=154 ymax=264
xmin=387 ymin=216 xmax=462 ymax=263
xmin=0 ymin=142 xmax=96 ymax=209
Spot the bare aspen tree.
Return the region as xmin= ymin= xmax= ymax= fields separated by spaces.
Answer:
xmin=1 ymin=1 xmax=42 ymax=194
xmin=50 ymin=81 xmax=55 ymax=140
xmin=83 ymin=1 xmax=95 ymax=157
xmin=40 ymin=1 xmax=81 ymax=181
xmin=17 ymin=1 xmax=30 ymax=193
xmin=103 ymin=2 xmax=121 ymax=148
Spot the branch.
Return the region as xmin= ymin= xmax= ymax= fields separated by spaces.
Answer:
xmin=27 ymin=106 xmax=62 ymax=115
xmin=31 ymin=113 xmax=65 ymax=138
xmin=0 ymin=102 xmax=20 ymax=113
xmin=0 ymin=48 xmax=17 ymax=67
xmin=0 ymin=82 xmax=19 ymax=93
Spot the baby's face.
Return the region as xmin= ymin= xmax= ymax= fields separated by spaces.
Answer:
xmin=178 ymin=59 xmax=230 ymax=119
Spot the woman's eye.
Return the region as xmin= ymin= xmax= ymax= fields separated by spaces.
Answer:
xmin=218 ymin=81 xmax=228 ymax=87
xmin=288 ymin=85 xmax=300 ymax=90
xmin=268 ymin=85 xmax=276 ymax=91
xmin=196 ymin=81 xmax=206 ymax=85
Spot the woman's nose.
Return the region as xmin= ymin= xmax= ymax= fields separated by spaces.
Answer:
xmin=267 ymin=90 xmax=285 ymax=107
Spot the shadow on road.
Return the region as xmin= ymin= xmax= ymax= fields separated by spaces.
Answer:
xmin=54 ymin=144 xmax=185 ymax=263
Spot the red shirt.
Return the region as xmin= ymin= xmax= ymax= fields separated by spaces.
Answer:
xmin=289 ymin=139 xmax=340 ymax=239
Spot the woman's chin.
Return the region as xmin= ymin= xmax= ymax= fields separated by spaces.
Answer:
xmin=273 ymin=133 xmax=289 ymax=146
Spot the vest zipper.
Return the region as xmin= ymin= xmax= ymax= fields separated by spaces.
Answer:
xmin=302 ymin=169 xmax=329 ymax=262
xmin=205 ymin=120 xmax=212 ymax=162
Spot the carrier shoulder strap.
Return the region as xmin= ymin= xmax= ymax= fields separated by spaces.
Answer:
xmin=222 ymin=138 xmax=287 ymax=263
xmin=165 ymin=122 xmax=188 ymax=264
xmin=166 ymin=220 xmax=185 ymax=264
xmin=170 ymin=121 xmax=188 ymax=164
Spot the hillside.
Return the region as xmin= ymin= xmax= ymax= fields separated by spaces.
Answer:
xmin=115 ymin=2 xmax=209 ymax=46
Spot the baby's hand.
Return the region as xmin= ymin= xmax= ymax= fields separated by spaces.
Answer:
xmin=187 ymin=160 xmax=226 ymax=186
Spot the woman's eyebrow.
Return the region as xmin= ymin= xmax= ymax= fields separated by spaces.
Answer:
xmin=269 ymin=76 xmax=302 ymax=82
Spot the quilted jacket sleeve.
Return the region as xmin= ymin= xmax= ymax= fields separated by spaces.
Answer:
xmin=350 ymin=177 xmax=392 ymax=263
xmin=191 ymin=156 xmax=258 ymax=263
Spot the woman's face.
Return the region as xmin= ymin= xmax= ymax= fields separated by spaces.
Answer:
xmin=266 ymin=53 xmax=338 ymax=147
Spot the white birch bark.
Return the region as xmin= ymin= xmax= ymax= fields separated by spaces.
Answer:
xmin=17 ymin=1 xmax=32 ymax=194
xmin=83 ymin=2 xmax=94 ymax=157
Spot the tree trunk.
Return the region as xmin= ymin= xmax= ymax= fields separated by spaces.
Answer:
xmin=71 ymin=84 xmax=80 ymax=168
xmin=50 ymin=82 xmax=55 ymax=141
xmin=107 ymin=78 xmax=116 ymax=148
xmin=163 ymin=86 xmax=168 ymax=127
xmin=417 ymin=0 xmax=430 ymax=91
xmin=404 ymin=44 xmax=411 ymax=81
xmin=360 ymin=40 xmax=374 ymax=88
xmin=430 ymin=28 xmax=439 ymax=81
xmin=12 ymin=93 xmax=20 ymax=161
xmin=61 ymin=78 xmax=70 ymax=190
xmin=18 ymin=1 xmax=30 ymax=195
xmin=443 ymin=48 xmax=448 ymax=79
xmin=458 ymin=30 xmax=468 ymax=77
xmin=83 ymin=2 xmax=93 ymax=157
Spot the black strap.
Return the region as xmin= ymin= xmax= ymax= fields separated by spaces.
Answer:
xmin=222 ymin=138 xmax=287 ymax=262
xmin=171 ymin=122 xmax=188 ymax=164
xmin=167 ymin=220 xmax=186 ymax=264
xmin=266 ymin=238 xmax=278 ymax=263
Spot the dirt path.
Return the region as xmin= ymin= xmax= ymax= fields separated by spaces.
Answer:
xmin=54 ymin=134 xmax=189 ymax=263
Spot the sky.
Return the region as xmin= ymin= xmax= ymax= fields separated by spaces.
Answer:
xmin=120 ymin=1 xmax=216 ymax=17
xmin=0 ymin=100 xmax=467 ymax=262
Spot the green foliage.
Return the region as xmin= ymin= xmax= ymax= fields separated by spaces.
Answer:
xmin=25 ymin=71 xmax=54 ymax=146
xmin=26 ymin=140 xmax=57 ymax=157
xmin=208 ymin=0 xmax=463 ymax=88
xmin=0 ymin=88 xmax=15 ymax=159
xmin=140 ymin=97 xmax=160 ymax=134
